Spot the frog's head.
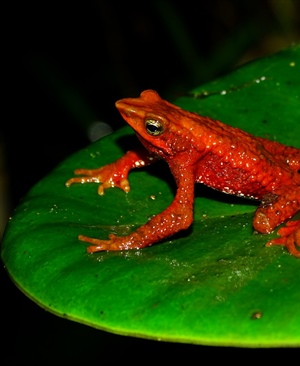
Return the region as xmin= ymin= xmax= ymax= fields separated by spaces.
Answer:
xmin=115 ymin=90 xmax=199 ymax=158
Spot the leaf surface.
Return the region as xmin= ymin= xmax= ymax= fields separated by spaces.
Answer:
xmin=2 ymin=45 xmax=300 ymax=347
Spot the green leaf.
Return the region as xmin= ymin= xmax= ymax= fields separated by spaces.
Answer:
xmin=2 ymin=45 xmax=300 ymax=347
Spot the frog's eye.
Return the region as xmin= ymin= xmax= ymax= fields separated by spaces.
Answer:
xmin=145 ymin=119 xmax=164 ymax=136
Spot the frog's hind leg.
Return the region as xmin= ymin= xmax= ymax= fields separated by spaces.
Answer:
xmin=266 ymin=220 xmax=300 ymax=258
xmin=253 ymin=191 xmax=299 ymax=235
xmin=253 ymin=186 xmax=300 ymax=258
xmin=257 ymin=137 xmax=300 ymax=172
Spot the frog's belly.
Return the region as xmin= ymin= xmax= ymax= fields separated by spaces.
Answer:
xmin=195 ymin=170 xmax=262 ymax=199
xmin=194 ymin=157 xmax=269 ymax=199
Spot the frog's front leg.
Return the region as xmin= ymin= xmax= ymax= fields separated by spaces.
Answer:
xmin=65 ymin=148 xmax=157 ymax=195
xmin=80 ymin=172 xmax=195 ymax=252
xmin=253 ymin=187 xmax=300 ymax=257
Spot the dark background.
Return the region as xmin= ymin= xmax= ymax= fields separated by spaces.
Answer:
xmin=1 ymin=1 xmax=299 ymax=364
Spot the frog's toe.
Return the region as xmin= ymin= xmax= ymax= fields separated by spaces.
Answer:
xmin=79 ymin=234 xmax=139 ymax=252
xmin=78 ymin=235 xmax=112 ymax=252
xmin=66 ymin=176 xmax=101 ymax=187
xmin=266 ymin=220 xmax=300 ymax=258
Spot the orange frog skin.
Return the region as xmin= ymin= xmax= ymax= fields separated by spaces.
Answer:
xmin=66 ymin=90 xmax=300 ymax=257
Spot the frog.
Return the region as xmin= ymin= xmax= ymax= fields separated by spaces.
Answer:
xmin=66 ymin=89 xmax=300 ymax=257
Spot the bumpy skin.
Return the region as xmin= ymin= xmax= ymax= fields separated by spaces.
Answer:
xmin=66 ymin=90 xmax=300 ymax=257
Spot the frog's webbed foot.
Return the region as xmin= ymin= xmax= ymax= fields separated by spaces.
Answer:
xmin=79 ymin=233 xmax=145 ymax=252
xmin=266 ymin=220 xmax=300 ymax=258
xmin=65 ymin=165 xmax=130 ymax=195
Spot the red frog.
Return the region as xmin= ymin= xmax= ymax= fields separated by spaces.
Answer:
xmin=66 ymin=90 xmax=300 ymax=257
